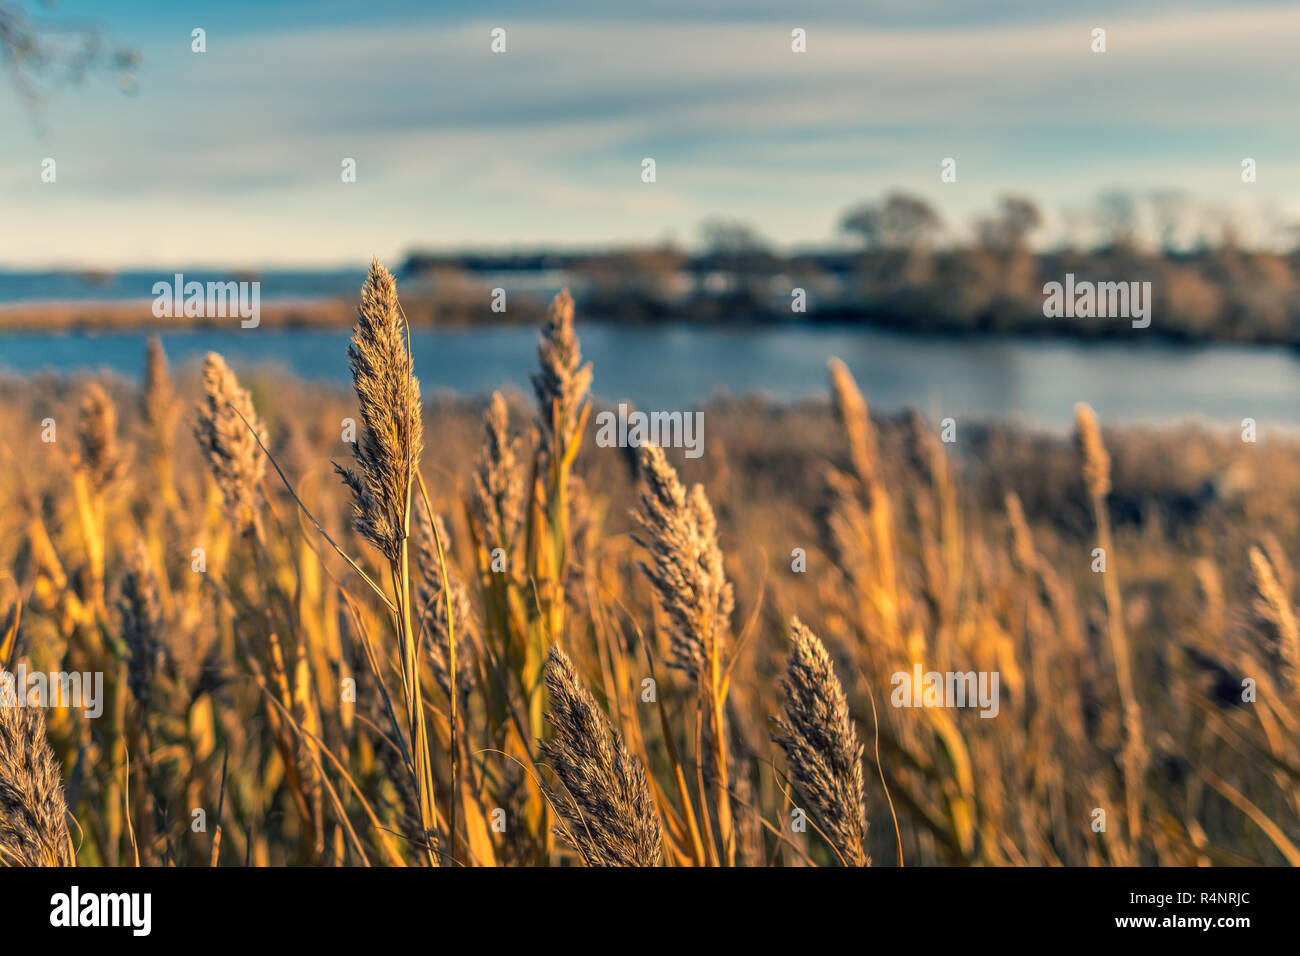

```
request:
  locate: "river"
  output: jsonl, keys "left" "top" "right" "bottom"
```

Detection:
{"left": 1, "top": 323, "right": 1294, "bottom": 431}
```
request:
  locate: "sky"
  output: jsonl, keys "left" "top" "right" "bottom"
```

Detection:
{"left": 1, "top": 0, "right": 1298, "bottom": 267}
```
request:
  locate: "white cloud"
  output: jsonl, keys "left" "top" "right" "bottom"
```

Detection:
{"left": 1, "top": 5, "right": 1297, "bottom": 264}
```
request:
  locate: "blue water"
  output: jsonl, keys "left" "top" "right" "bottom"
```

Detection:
{"left": 1, "top": 323, "right": 1296, "bottom": 431}
{"left": 0, "top": 268, "right": 368, "bottom": 304}
{"left": 0, "top": 267, "right": 570, "bottom": 305}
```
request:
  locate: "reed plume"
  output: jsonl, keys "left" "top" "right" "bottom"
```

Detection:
{"left": 528, "top": 290, "right": 592, "bottom": 733}
{"left": 828, "top": 358, "right": 879, "bottom": 493}
{"left": 1249, "top": 544, "right": 1300, "bottom": 686}
{"left": 415, "top": 511, "right": 472, "bottom": 704}
{"left": 335, "top": 259, "right": 424, "bottom": 563}
{"left": 142, "top": 335, "right": 175, "bottom": 450}
{"left": 334, "top": 258, "right": 439, "bottom": 863}
{"left": 632, "top": 444, "right": 734, "bottom": 681}
{"left": 1074, "top": 402, "right": 1146, "bottom": 848}
{"left": 141, "top": 337, "right": 182, "bottom": 511}
{"left": 77, "top": 382, "right": 121, "bottom": 488}
{"left": 771, "top": 618, "right": 869, "bottom": 867}
{"left": 531, "top": 289, "right": 592, "bottom": 457}
{"left": 826, "top": 358, "right": 898, "bottom": 621}
{"left": 632, "top": 443, "right": 736, "bottom": 862}
{"left": 194, "top": 352, "right": 267, "bottom": 534}
{"left": 118, "top": 542, "right": 164, "bottom": 708}
{"left": 540, "top": 646, "right": 662, "bottom": 866}
{"left": 0, "top": 696, "right": 75, "bottom": 866}
{"left": 472, "top": 391, "right": 523, "bottom": 557}
{"left": 1005, "top": 491, "right": 1038, "bottom": 573}
{"left": 1075, "top": 402, "right": 1112, "bottom": 501}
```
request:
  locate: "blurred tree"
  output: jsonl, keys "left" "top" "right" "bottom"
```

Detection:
{"left": 973, "top": 195, "right": 1043, "bottom": 298}
{"left": 975, "top": 195, "right": 1042, "bottom": 253}
{"left": 698, "top": 219, "right": 774, "bottom": 298}
{"left": 1094, "top": 191, "right": 1138, "bottom": 249}
{"left": 840, "top": 192, "right": 943, "bottom": 251}
{"left": 699, "top": 219, "right": 770, "bottom": 257}
{"left": 1149, "top": 191, "right": 1190, "bottom": 254}
{"left": 0, "top": 1, "right": 137, "bottom": 113}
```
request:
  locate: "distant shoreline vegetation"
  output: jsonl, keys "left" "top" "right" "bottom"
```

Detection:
{"left": 2, "top": 246, "right": 1296, "bottom": 347}
{"left": 4, "top": 192, "right": 1300, "bottom": 345}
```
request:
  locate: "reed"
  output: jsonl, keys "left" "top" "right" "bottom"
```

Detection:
{"left": 195, "top": 352, "right": 267, "bottom": 535}
{"left": 472, "top": 391, "right": 523, "bottom": 560}
{"left": 117, "top": 541, "right": 163, "bottom": 709}
{"left": 540, "top": 646, "right": 663, "bottom": 866}
{"left": 1075, "top": 402, "right": 1147, "bottom": 852}
{"left": 336, "top": 258, "right": 440, "bottom": 864}
{"left": 3, "top": 276, "right": 1300, "bottom": 868}
{"left": 1250, "top": 545, "right": 1300, "bottom": 689}
{"left": 527, "top": 290, "right": 592, "bottom": 731}
{"left": 772, "top": 617, "right": 868, "bottom": 867}
{"left": 633, "top": 443, "right": 736, "bottom": 864}
{"left": 0, "top": 694, "right": 75, "bottom": 866}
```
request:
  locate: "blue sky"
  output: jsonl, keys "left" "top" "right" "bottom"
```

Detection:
{"left": 2, "top": 0, "right": 1298, "bottom": 267}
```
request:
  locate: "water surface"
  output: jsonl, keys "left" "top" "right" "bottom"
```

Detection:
{"left": 1, "top": 323, "right": 1295, "bottom": 431}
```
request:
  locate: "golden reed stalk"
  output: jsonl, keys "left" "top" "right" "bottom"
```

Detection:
{"left": 1075, "top": 402, "right": 1147, "bottom": 852}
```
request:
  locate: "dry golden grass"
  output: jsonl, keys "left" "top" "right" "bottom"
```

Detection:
{"left": 2, "top": 263, "right": 1300, "bottom": 866}
{"left": 0, "top": 699, "right": 75, "bottom": 866}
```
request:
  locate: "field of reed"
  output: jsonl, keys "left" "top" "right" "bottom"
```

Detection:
{"left": 2, "top": 259, "right": 1299, "bottom": 867}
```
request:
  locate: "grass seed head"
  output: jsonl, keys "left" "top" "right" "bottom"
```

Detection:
{"left": 194, "top": 352, "right": 267, "bottom": 534}
{"left": 531, "top": 289, "right": 592, "bottom": 456}
{"left": 771, "top": 618, "right": 868, "bottom": 867}
{"left": 472, "top": 391, "right": 523, "bottom": 557}
{"left": 77, "top": 382, "right": 122, "bottom": 488}
{"left": 336, "top": 258, "right": 424, "bottom": 563}
{"left": 1074, "top": 402, "right": 1112, "bottom": 501}
{"left": 0, "top": 696, "right": 74, "bottom": 867}
{"left": 540, "top": 646, "right": 662, "bottom": 866}
{"left": 632, "top": 444, "right": 733, "bottom": 682}
{"left": 118, "top": 541, "right": 164, "bottom": 708}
